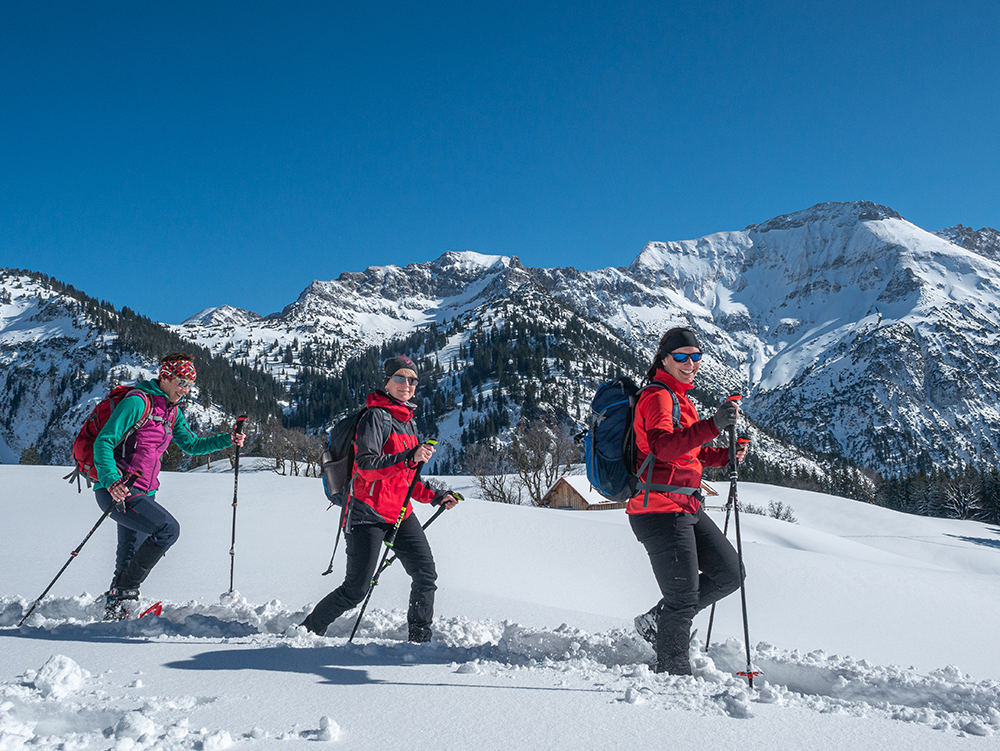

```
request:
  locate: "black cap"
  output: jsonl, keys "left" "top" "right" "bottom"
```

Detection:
{"left": 384, "top": 355, "right": 419, "bottom": 381}
{"left": 659, "top": 328, "right": 701, "bottom": 354}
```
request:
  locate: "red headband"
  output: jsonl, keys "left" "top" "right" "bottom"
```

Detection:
{"left": 159, "top": 359, "right": 197, "bottom": 383}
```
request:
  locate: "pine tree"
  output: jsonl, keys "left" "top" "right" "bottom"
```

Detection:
{"left": 19, "top": 443, "right": 41, "bottom": 465}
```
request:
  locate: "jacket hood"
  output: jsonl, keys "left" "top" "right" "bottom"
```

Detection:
{"left": 367, "top": 390, "right": 415, "bottom": 421}
{"left": 653, "top": 368, "right": 694, "bottom": 394}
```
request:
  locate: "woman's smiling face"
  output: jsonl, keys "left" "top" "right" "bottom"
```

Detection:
{"left": 385, "top": 369, "right": 418, "bottom": 401}
{"left": 662, "top": 347, "right": 702, "bottom": 384}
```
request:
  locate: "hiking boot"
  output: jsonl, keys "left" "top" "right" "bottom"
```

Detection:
{"left": 103, "top": 588, "right": 139, "bottom": 621}
{"left": 408, "top": 624, "right": 432, "bottom": 643}
{"left": 655, "top": 612, "right": 694, "bottom": 676}
{"left": 634, "top": 607, "right": 658, "bottom": 648}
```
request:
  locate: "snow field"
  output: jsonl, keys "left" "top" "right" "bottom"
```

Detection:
{"left": 2, "top": 465, "right": 1000, "bottom": 749}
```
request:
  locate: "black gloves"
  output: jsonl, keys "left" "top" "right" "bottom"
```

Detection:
{"left": 713, "top": 401, "right": 739, "bottom": 431}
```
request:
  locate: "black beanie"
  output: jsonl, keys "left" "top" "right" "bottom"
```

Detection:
{"left": 658, "top": 328, "right": 701, "bottom": 355}
{"left": 384, "top": 355, "right": 419, "bottom": 381}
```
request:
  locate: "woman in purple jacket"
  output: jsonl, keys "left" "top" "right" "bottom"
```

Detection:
{"left": 93, "top": 352, "right": 244, "bottom": 619}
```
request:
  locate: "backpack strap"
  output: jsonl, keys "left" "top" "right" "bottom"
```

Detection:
{"left": 126, "top": 390, "right": 155, "bottom": 429}
{"left": 116, "top": 390, "right": 155, "bottom": 453}
{"left": 376, "top": 407, "right": 392, "bottom": 447}
{"left": 635, "top": 382, "right": 700, "bottom": 508}
{"left": 108, "top": 391, "right": 154, "bottom": 476}
{"left": 642, "top": 381, "right": 680, "bottom": 430}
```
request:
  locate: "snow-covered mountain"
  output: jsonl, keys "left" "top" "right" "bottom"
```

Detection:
{"left": 0, "top": 271, "right": 281, "bottom": 465}
{"left": 933, "top": 224, "right": 1000, "bottom": 262}
{"left": 5, "top": 201, "right": 1000, "bottom": 480}
{"left": 626, "top": 202, "right": 1000, "bottom": 476}
{"left": 170, "top": 201, "right": 1000, "bottom": 477}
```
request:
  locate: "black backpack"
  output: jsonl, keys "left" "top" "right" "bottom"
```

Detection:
{"left": 321, "top": 407, "right": 392, "bottom": 507}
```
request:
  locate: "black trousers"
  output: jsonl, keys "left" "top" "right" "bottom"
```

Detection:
{"left": 303, "top": 513, "right": 438, "bottom": 636}
{"left": 629, "top": 507, "right": 742, "bottom": 669}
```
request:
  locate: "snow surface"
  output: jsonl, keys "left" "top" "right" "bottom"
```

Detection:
{"left": 3, "top": 464, "right": 1000, "bottom": 749}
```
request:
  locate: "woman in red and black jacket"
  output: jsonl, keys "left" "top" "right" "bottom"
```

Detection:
{"left": 302, "top": 356, "right": 458, "bottom": 642}
{"left": 629, "top": 328, "right": 747, "bottom": 675}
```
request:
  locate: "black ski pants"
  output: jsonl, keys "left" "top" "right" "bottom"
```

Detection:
{"left": 302, "top": 513, "right": 438, "bottom": 636}
{"left": 629, "top": 507, "right": 742, "bottom": 670}
{"left": 95, "top": 488, "right": 181, "bottom": 583}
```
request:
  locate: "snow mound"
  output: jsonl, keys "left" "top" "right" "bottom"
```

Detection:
{"left": 31, "top": 655, "right": 89, "bottom": 699}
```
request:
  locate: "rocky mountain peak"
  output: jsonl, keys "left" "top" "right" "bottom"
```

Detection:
{"left": 182, "top": 305, "right": 263, "bottom": 327}
{"left": 933, "top": 224, "right": 1000, "bottom": 261}
{"left": 749, "top": 201, "right": 905, "bottom": 233}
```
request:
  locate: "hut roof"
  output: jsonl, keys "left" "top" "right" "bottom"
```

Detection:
{"left": 543, "top": 475, "right": 619, "bottom": 508}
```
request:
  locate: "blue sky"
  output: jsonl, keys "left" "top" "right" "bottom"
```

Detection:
{"left": 2, "top": 1, "right": 998, "bottom": 323}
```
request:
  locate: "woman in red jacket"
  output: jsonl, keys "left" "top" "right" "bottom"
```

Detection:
{"left": 302, "top": 356, "right": 458, "bottom": 642}
{"left": 629, "top": 328, "right": 746, "bottom": 675}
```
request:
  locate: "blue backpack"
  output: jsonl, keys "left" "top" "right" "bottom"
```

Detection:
{"left": 583, "top": 377, "right": 684, "bottom": 504}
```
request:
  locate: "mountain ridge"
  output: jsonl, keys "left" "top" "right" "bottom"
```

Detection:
{"left": 4, "top": 201, "right": 1000, "bottom": 479}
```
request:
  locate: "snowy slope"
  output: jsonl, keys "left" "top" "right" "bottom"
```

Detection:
{"left": 3, "top": 465, "right": 1000, "bottom": 748}
{"left": 0, "top": 271, "right": 162, "bottom": 465}
{"left": 169, "top": 252, "right": 512, "bottom": 389}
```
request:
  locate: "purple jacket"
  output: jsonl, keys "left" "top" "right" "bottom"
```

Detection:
{"left": 94, "top": 379, "right": 233, "bottom": 494}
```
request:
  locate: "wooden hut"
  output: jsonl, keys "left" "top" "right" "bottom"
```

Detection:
{"left": 541, "top": 475, "right": 627, "bottom": 511}
{"left": 542, "top": 475, "right": 719, "bottom": 511}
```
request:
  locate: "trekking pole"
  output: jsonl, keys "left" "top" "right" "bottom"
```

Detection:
{"left": 723, "top": 396, "right": 759, "bottom": 688}
{"left": 321, "top": 501, "right": 350, "bottom": 576}
{"left": 348, "top": 441, "right": 436, "bottom": 642}
{"left": 367, "top": 498, "right": 455, "bottom": 582}
{"left": 348, "top": 492, "right": 457, "bottom": 643}
{"left": 228, "top": 415, "right": 248, "bottom": 595}
{"left": 18, "top": 471, "right": 141, "bottom": 627}
{"left": 704, "top": 435, "right": 750, "bottom": 652}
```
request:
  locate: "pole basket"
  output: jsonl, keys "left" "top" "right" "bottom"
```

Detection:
{"left": 737, "top": 670, "right": 762, "bottom": 686}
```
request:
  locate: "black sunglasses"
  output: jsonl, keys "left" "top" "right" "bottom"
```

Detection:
{"left": 669, "top": 352, "right": 703, "bottom": 363}
{"left": 390, "top": 374, "right": 419, "bottom": 386}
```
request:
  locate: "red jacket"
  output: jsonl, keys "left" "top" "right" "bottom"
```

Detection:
{"left": 351, "top": 391, "right": 440, "bottom": 524}
{"left": 627, "top": 370, "right": 729, "bottom": 515}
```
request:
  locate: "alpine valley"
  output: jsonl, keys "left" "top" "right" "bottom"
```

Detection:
{"left": 3, "top": 201, "right": 1000, "bottom": 486}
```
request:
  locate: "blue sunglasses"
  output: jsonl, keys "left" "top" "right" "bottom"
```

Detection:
{"left": 669, "top": 352, "right": 703, "bottom": 363}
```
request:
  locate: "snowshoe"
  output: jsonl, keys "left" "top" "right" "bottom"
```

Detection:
{"left": 137, "top": 601, "right": 163, "bottom": 619}
{"left": 103, "top": 587, "right": 140, "bottom": 621}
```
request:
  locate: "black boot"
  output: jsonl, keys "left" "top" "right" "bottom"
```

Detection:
{"left": 300, "top": 610, "right": 335, "bottom": 636}
{"left": 655, "top": 611, "right": 693, "bottom": 676}
{"left": 115, "top": 539, "right": 168, "bottom": 591}
{"left": 407, "top": 623, "right": 432, "bottom": 643}
{"left": 634, "top": 604, "right": 659, "bottom": 648}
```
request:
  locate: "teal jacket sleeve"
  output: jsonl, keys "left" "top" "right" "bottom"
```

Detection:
{"left": 93, "top": 394, "right": 148, "bottom": 489}
{"left": 171, "top": 410, "right": 234, "bottom": 455}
